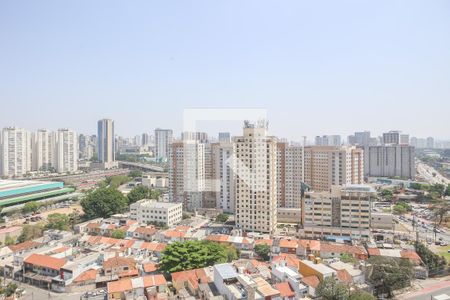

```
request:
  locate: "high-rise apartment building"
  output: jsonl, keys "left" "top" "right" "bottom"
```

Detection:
{"left": 363, "top": 145, "right": 415, "bottom": 179}
{"left": 315, "top": 135, "right": 341, "bottom": 146}
{"left": 400, "top": 134, "right": 410, "bottom": 145}
{"left": 54, "top": 129, "right": 78, "bottom": 173}
{"left": 141, "top": 133, "right": 150, "bottom": 146}
{"left": 302, "top": 185, "right": 374, "bottom": 240}
{"left": 98, "top": 119, "right": 115, "bottom": 167}
{"left": 303, "top": 146, "right": 364, "bottom": 192}
{"left": 427, "top": 137, "right": 435, "bottom": 149}
{"left": 155, "top": 128, "right": 173, "bottom": 161}
{"left": 211, "top": 141, "right": 235, "bottom": 213}
{"left": 32, "top": 129, "right": 53, "bottom": 171}
{"left": 168, "top": 139, "right": 206, "bottom": 211}
{"left": 382, "top": 131, "right": 400, "bottom": 145}
{"left": 0, "top": 127, "right": 31, "bottom": 178}
{"left": 78, "top": 134, "right": 95, "bottom": 160}
{"left": 234, "top": 121, "right": 277, "bottom": 234}
{"left": 276, "top": 142, "right": 303, "bottom": 208}
{"left": 218, "top": 132, "right": 231, "bottom": 142}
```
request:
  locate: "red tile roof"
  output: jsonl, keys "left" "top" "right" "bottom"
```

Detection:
{"left": 400, "top": 250, "right": 422, "bottom": 263}
{"left": 171, "top": 268, "right": 210, "bottom": 289}
{"left": 273, "top": 253, "right": 300, "bottom": 269}
{"left": 8, "top": 241, "right": 42, "bottom": 253}
{"left": 103, "top": 256, "right": 136, "bottom": 269}
{"left": 143, "top": 262, "right": 158, "bottom": 273}
{"left": 73, "top": 269, "right": 98, "bottom": 283}
{"left": 24, "top": 254, "right": 67, "bottom": 270}
{"left": 255, "top": 239, "right": 273, "bottom": 246}
{"left": 279, "top": 239, "right": 298, "bottom": 249}
{"left": 275, "top": 282, "right": 295, "bottom": 298}
{"left": 367, "top": 248, "right": 381, "bottom": 256}
{"left": 298, "top": 239, "right": 321, "bottom": 251}
{"left": 336, "top": 269, "right": 353, "bottom": 284}
{"left": 302, "top": 275, "right": 320, "bottom": 288}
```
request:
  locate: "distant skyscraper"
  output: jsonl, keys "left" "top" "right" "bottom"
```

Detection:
{"left": 426, "top": 137, "right": 435, "bottom": 149}
{"left": 315, "top": 135, "right": 341, "bottom": 146}
{"left": 54, "top": 128, "right": 78, "bottom": 173}
{"left": 211, "top": 141, "right": 235, "bottom": 213}
{"left": 355, "top": 131, "right": 371, "bottom": 146}
{"left": 78, "top": 134, "right": 95, "bottom": 160}
{"left": 98, "top": 119, "right": 115, "bottom": 166}
{"left": 32, "top": 129, "right": 53, "bottom": 171}
{"left": 234, "top": 121, "right": 278, "bottom": 234}
{"left": 181, "top": 132, "right": 208, "bottom": 142}
{"left": 155, "top": 128, "right": 173, "bottom": 160}
{"left": 218, "top": 132, "right": 231, "bottom": 142}
{"left": 0, "top": 127, "right": 31, "bottom": 178}
{"left": 383, "top": 131, "right": 400, "bottom": 145}
{"left": 141, "top": 133, "right": 150, "bottom": 146}
{"left": 400, "top": 134, "right": 410, "bottom": 145}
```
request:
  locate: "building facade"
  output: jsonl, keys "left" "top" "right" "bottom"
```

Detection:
{"left": 0, "top": 127, "right": 31, "bottom": 178}
{"left": 98, "top": 119, "right": 115, "bottom": 167}
{"left": 154, "top": 129, "right": 173, "bottom": 161}
{"left": 130, "top": 199, "right": 183, "bottom": 227}
{"left": 302, "top": 185, "right": 374, "bottom": 240}
{"left": 234, "top": 121, "right": 278, "bottom": 234}
{"left": 54, "top": 129, "right": 78, "bottom": 173}
{"left": 363, "top": 145, "right": 415, "bottom": 179}
{"left": 303, "top": 146, "right": 364, "bottom": 192}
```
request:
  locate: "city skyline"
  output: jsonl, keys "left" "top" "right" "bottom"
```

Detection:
{"left": 1, "top": 1, "right": 450, "bottom": 139}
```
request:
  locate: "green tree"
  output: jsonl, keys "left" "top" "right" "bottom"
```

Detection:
{"left": 254, "top": 244, "right": 270, "bottom": 261}
{"left": 81, "top": 187, "right": 128, "bottom": 219}
{"left": 22, "top": 201, "right": 40, "bottom": 214}
{"left": 349, "top": 290, "right": 375, "bottom": 300}
{"left": 393, "top": 201, "right": 412, "bottom": 215}
{"left": 415, "top": 242, "right": 447, "bottom": 271}
{"left": 368, "top": 256, "right": 413, "bottom": 298}
{"left": 215, "top": 213, "right": 229, "bottom": 223}
{"left": 159, "top": 240, "right": 233, "bottom": 274}
{"left": 431, "top": 198, "right": 450, "bottom": 225}
{"left": 111, "top": 229, "right": 126, "bottom": 239}
{"left": 45, "top": 213, "right": 70, "bottom": 231}
{"left": 378, "top": 189, "right": 393, "bottom": 201}
{"left": 340, "top": 253, "right": 357, "bottom": 264}
{"left": 17, "top": 224, "right": 44, "bottom": 243}
{"left": 127, "top": 185, "right": 160, "bottom": 203}
{"left": 1, "top": 282, "right": 18, "bottom": 297}
{"left": 316, "top": 276, "right": 350, "bottom": 300}
{"left": 105, "top": 175, "right": 131, "bottom": 189}
{"left": 4, "top": 236, "right": 15, "bottom": 246}
{"left": 129, "top": 170, "right": 142, "bottom": 178}
{"left": 430, "top": 184, "right": 446, "bottom": 199}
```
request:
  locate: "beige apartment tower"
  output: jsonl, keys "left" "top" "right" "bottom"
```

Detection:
{"left": 234, "top": 121, "right": 277, "bottom": 234}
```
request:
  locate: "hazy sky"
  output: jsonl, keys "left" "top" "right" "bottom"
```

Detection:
{"left": 1, "top": 1, "right": 449, "bottom": 142}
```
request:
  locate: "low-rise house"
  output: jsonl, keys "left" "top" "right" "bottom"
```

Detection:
{"left": 127, "top": 226, "right": 157, "bottom": 242}
{"left": 278, "top": 239, "right": 298, "bottom": 255}
{"left": 107, "top": 274, "right": 167, "bottom": 300}
{"left": 103, "top": 256, "right": 137, "bottom": 278}
{"left": 328, "top": 261, "right": 365, "bottom": 284}
{"left": 367, "top": 247, "right": 422, "bottom": 265}
{"left": 320, "top": 243, "right": 368, "bottom": 260}
{"left": 171, "top": 267, "right": 212, "bottom": 296}
{"left": 23, "top": 253, "right": 67, "bottom": 289}
{"left": 298, "top": 259, "right": 337, "bottom": 281}
{"left": 271, "top": 260, "right": 308, "bottom": 299}
{"left": 274, "top": 282, "right": 296, "bottom": 300}
{"left": 142, "top": 262, "right": 158, "bottom": 275}
{"left": 301, "top": 275, "right": 320, "bottom": 298}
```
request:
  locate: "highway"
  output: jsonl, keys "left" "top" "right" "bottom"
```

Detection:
{"left": 416, "top": 161, "right": 450, "bottom": 185}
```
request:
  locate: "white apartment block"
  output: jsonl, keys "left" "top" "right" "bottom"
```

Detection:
{"left": 168, "top": 139, "right": 206, "bottom": 211}
{"left": 0, "top": 127, "right": 32, "bottom": 178}
{"left": 302, "top": 185, "right": 374, "bottom": 240}
{"left": 304, "top": 146, "right": 364, "bottom": 192}
{"left": 212, "top": 141, "right": 235, "bottom": 213}
{"left": 32, "top": 129, "right": 54, "bottom": 171}
{"left": 54, "top": 129, "right": 78, "bottom": 173}
{"left": 315, "top": 135, "right": 341, "bottom": 146}
{"left": 364, "top": 145, "right": 415, "bottom": 179}
{"left": 130, "top": 199, "right": 183, "bottom": 227}
{"left": 155, "top": 128, "right": 173, "bottom": 161}
{"left": 277, "top": 142, "right": 303, "bottom": 208}
{"left": 234, "top": 121, "right": 278, "bottom": 234}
